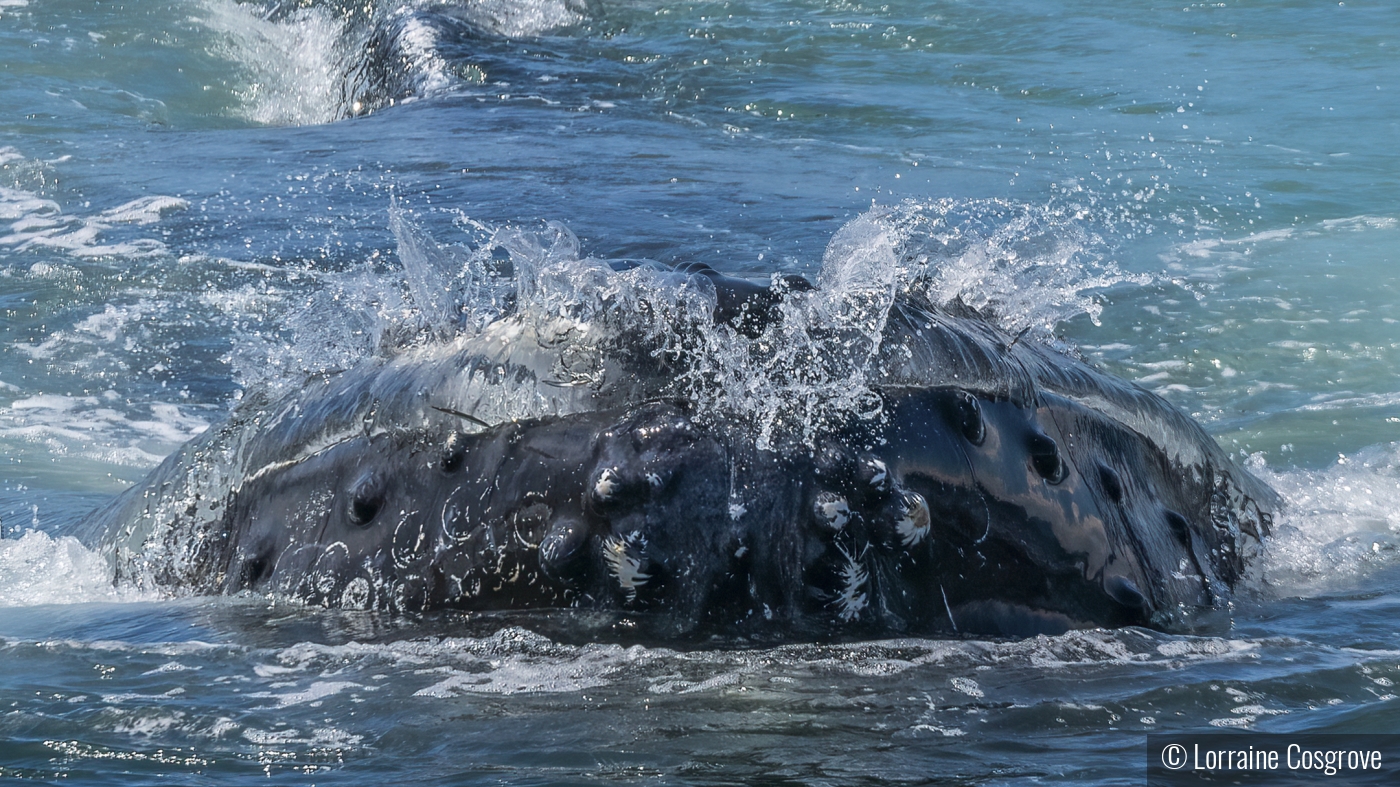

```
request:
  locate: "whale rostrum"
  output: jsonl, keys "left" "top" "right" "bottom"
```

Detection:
{"left": 79, "top": 262, "right": 1278, "bottom": 639}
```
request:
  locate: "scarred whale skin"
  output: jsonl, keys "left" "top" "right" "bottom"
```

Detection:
{"left": 79, "top": 271, "right": 1279, "bottom": 640}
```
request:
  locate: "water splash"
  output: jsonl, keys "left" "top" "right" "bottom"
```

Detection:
{"left": 1254, "top": 445, "right": 1400, "bottom": 596}
{"left": 669, "top": 200, "right": 1140, "bottom": 446}
{"left": 891, "top": 199, "right": 1145, "bottom": 333}
{"left": 245, "top": 626, "right": 1267, "bottom": 699}
{"left": 0, "top": 530, "right": 151, "bottom": 606}
{"left": 224, "top": 265, "right": 406, "bottom": 396}
{"left": 249, "top": 200, "right": 1135, "bottom": 448}
{"left": 196, "top": 0, "right": 347, "bottom": 126}
{"left": 389, "top": 199, "right": 513, "bottom": 337}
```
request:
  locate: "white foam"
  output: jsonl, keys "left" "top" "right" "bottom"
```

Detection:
{"left": 1156, "top": 638, "right": 1255, "bottom": 659}
{"left": 1294, "top": 391, "right": 1400, "bottom": 413}
{"left": 240, "top": 726, "right": 363, "bottom": 748}
{"left": 141, "top": 661, "right": 199, "bottom": 676}
{"left": 1253, "top": 445, "right": 1400, "bottom": 596}
{"left": 1167, "top": 213, "right": 1398, "bottom": 265}
{"left": 949, "top": 677, "right": 983, "bottom": 698}
{"left": 0, "top": 530, "right": 150, "bottom": 606}
{"left": 99, "top": 195, "right": 190, "bottom": 225}
{"left": 238, "top": 626, "right": 1269, "bottom": 705}
{"left": 253, "top": 628, "right": 637, "bottom": 696}
{"left": 0, "top": 186, "right": 60, "bottom": 220}
{"left": 0, "top": 154, "right": 186, "bottom": 259}
{"left": 0, "top": 392, "right": 210, "bottom": 469}
{"left": 1320, "top": 215, "right": 1398, "bottom": 232}
{"left": 649, "top": 671, "right": 743, "bottom": 695}
{"left": 413, "top": 655, "right": 616, "bottom": 696}
{"left": 251, "top": 680, "right": 364, "bottom": 708}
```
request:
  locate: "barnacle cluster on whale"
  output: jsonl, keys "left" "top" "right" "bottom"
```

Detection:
{"left": 77, "top": 203, "right": 1280, "bottom": 639}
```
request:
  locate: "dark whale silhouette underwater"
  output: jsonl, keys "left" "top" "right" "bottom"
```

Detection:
{"left": 77, "top": 215, "right": 1280, "bottom": 641}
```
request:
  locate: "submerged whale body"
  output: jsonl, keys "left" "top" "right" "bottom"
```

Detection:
{"left": 265, "top": 0, "right": 589, "bottom": 119}
{"left": 79, "top": 251, "right": 1279, "bottom": 640}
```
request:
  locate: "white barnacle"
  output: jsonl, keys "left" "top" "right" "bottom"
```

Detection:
{"left": 312, "top": 569, "right": 338, "bottom": 599}
{"left": 445, "top": 573, "right": 465, "bottom": 599}
{"left": 813, "top": 491, "right": 851, "bottom": 532}
{"left": 341, "top": 577, "right": 372, "bottom": 610}
{"left": 866, "top": 458, "right": 888, "bottom": 488}
{"left": 645, "top": 472, "right": 663, "bottom": 490}
{"left": 594, "top": 468, "right": 620, "bottom": 501}
{"left": 833, "top": 543, "right": 869, "bottom": 622}
{"left": 602, "top": 534, "right": 650, "bottom": 601}
{"left": 392, "top": 517, "right": 428, "bottom": 569}
{"left": 895, "top": 491, "right": 932, "bottom": 548}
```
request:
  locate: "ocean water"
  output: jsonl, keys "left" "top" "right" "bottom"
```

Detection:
{"left": 1, "top": 0, "right": 1399, "bottom": 782}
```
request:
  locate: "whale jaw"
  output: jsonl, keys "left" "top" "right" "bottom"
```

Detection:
{"left": 156, "top": 383, "right": 1270, "bottom": 640}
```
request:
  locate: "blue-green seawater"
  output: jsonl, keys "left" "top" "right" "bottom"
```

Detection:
{"left": 0, "top": 0, "right": 1398, "bottom": 783}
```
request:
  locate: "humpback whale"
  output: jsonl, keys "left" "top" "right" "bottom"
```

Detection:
{"left": 77, "top": 221, "right": 1278, "bottom": 640}
{"left": 258, "top": 0, "right": 589, "bottom": 119}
